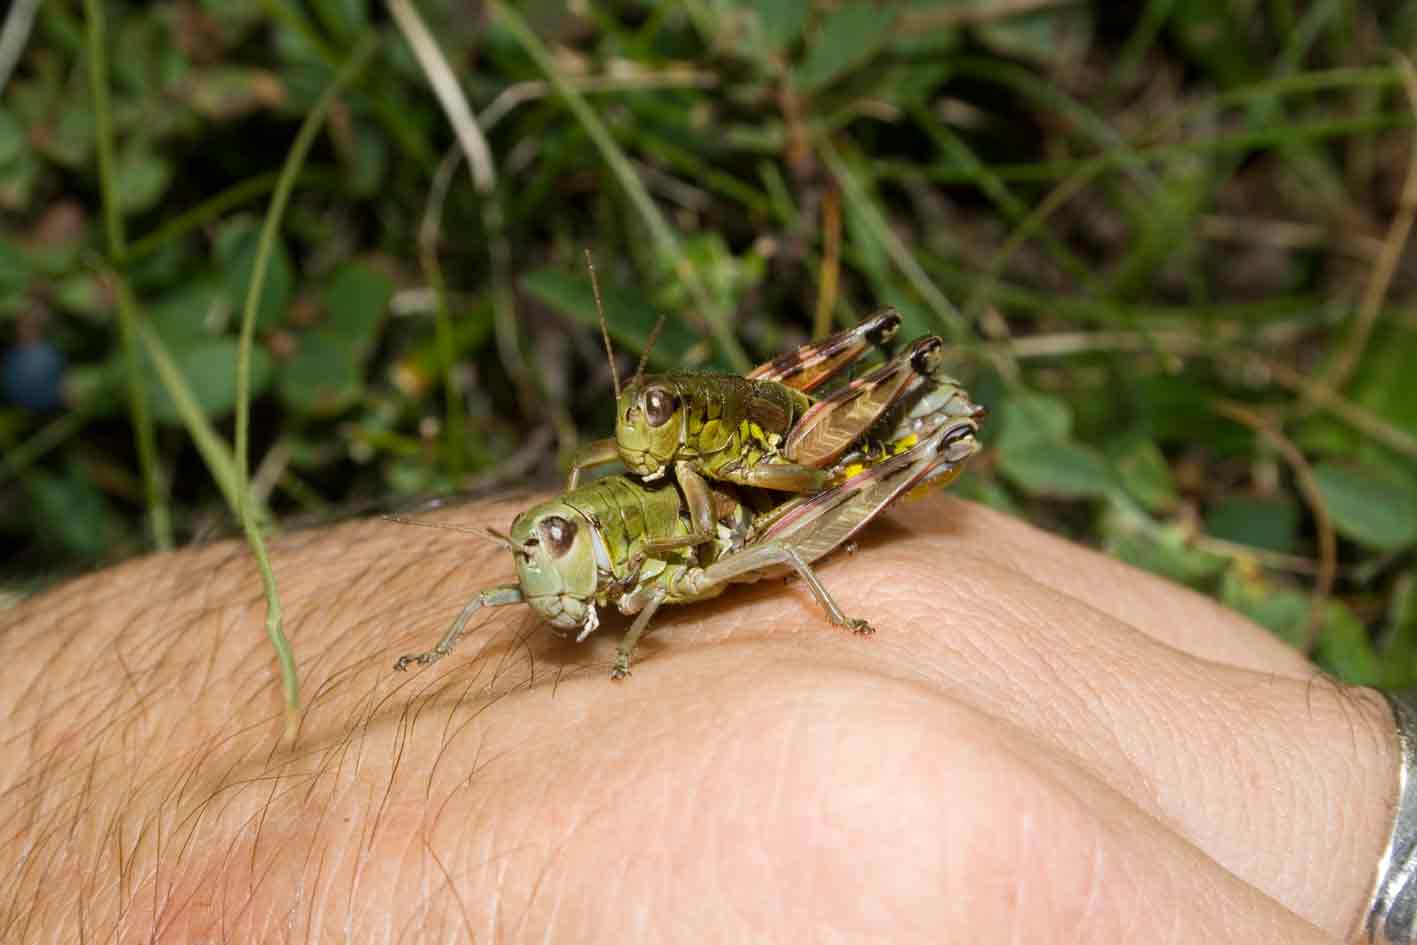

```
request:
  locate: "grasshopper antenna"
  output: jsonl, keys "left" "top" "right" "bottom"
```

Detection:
{"left": 634, "top": 314, "right": 666, "bottom": 386}
{"left": 382, "top": 514, "right": 514, "bottom": 551}
{"left": 585, "top": 249, "right": 620, "bottom": 399}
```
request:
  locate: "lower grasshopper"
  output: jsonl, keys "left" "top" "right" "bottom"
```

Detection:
{"left": 394, "top": 409, "right": 982, "bottom": 678}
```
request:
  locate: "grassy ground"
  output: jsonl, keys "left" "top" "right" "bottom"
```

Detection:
{"left": 3, "top": 1, "right": 1417, "bottom": 708}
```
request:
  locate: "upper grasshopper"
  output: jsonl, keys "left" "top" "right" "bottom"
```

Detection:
{"left": 569, "top": 269, "right": 982, "bottom": 552}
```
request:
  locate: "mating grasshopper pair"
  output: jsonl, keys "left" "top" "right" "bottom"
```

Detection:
{"left": 394, "top": 304, "right": 985, "bottom": 678}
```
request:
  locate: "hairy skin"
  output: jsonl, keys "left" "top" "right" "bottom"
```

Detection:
{"left": 0, "top": 495, "right": 1398, "bottom": 944}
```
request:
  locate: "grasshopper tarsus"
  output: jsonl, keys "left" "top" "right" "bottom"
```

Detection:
{"left": 846, "top": 618, "right": 875, "bottom": 636}
{"left": 393, "top": 650, "right": 439, "bottom": 671}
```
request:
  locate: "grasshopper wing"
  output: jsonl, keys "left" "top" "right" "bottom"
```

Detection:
{"left": 710, "top": 417, "right": 981, "bottom": 585}
{"left": 747, "top": 307, "right": 901, "bottom": 392}
{"left": 783, "top": 336, "right": 945, "bottom": 469}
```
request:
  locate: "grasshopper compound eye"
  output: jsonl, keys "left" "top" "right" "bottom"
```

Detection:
{"left": 642, "top": 387, "right": 679, "bottom": 427}
{"left": 539, "top": 516, "right": 577, "bottom": 558}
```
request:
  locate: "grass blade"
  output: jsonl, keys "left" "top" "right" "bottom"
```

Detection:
{"left": 83, "top": 0, "right": 171, "bottom": 549}
{"left": 234, "top": 31, "right": 378, "bottom": 740}
{"left": 491, "top": 0, "right": 752, "bottom": 372}
{"left": 817, "top": 136, "right": 969, "bottom": 343}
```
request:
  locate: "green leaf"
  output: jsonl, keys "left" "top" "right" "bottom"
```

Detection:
{"left": 975, "top": 5, "right": 1093, "bottom": 67}
{"left": 756, "top": 0, "right": 810, "bottom": 51}
{"left": 310, "top": 0, "right": 368, "bottom": 43}
{"left": 115, "top": 142, "right": 174, "bottom": 215}
{"left": 0, "top": 238, "right": 31, "bottom": 301}
{"left": 1168, "top": 0, "right": 1253, "bottom": 88}
{"left": 219, "top": 225, "right": 293, "bottom": 331}
{"left": 1315, "top": 601, "right": 1381, "bottom": 686}
{"left": 794, "top": 2, "right": 898, "bottom": 92}
{"left": 348, "top": 119, "right": 389, "bottom": 196}
{"left": 0, "top": 107, "right": 25, "bottom": 166}
{"left": 277, "top": 332, "right": 362, "bottom": 415}
{"left": 1312, "top": 460, "right": 1417, "bottom": 552}
{"left": 53, "top": 273, "right": 110, "bottom": 319}
{"left": 322, "top": 262, "right": 393, "bottom": 360}
{"left": 949, "top": 470, "right": 1018, "bottom": 515}
{"left": 404, "top": 300, "right": 496, "bottom": 382}
{"left": 1382, "top": 571, "right": 1417, "bottom": 689}
{"left": 0, "top": 146, "right": 39, "bottom": 210}
{"left": 841, "top": 186, "right": 889, "bottom": 284}
{"left": 1340, "top": 324, "right": 1417, "bottom": 452}
{"left": 1219, "top": 572, "right": 1379, "bottom": 683}
{"left": 1135, "top": 370, "right": 1252, "bottom": 452}
{"left": 658, "top": 232, "right": 767, "bottom": 317}
{"left": 26, "top": 460, "right": 113, "bottom": 558}
{"left": 146, "top": 339, "right": 274, "bottom": 425}
{"left": 185, "top": 67, "right": 286, "bottom": 121}
{"left": 1205, "top": 496, "right": 1299, "bottom": 554}
{"left": 1108, "top": 159, "right": 1209, "bottom": 298}
{"left": 1110, "top": 437, "right": 1177, "bottom": 512}
{"left": 39, "top": 99, "right": 95, "bottom": 168}
{"left": 1219, "top": 567, "right": 1309, "bottom": 647}
{"left": 148, "top": 282, "right": 226, "bottom": 347}
{"left": 199, "top": 0, "right": 267, "bottom": 36}
{"left": 998, "top": 440, "right": 1112, "bottom": 499}
{"left": 1104, "top": 519, "right": 1226, "bottom": 587}
{"left": 997, "top": 391, "right": 1072, "bottom": 452}
{"left": 64, "top": 362, "right": 123, "bottom": 416}
{"left": 889, "top": 1, "right": 960, "bottom": 56}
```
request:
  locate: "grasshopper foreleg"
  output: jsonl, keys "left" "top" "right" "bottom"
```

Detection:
{"left": 612, "top": 587, "right": 668, "bottom": 679}
{"left": 641, "top": 462, "right": 718, "bottom": 555}
{"left": 394, "top": 583, "right": 524, "bottom": 670}
{"left": 567, "top": 437, "right": 621, "bottom": 489}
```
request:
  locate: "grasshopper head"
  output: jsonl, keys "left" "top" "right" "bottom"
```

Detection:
{"left": 614, "top": 378, "right": 685, "bottom": 478}
{"left": 508, "top": 500, "right": 602, "bottom": 633}
{"left": 897, "top": 374, "right": 988, "bottom": 441}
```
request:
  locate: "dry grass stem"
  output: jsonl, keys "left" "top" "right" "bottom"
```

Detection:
{"left": 1212, "top": 401, "right": 1337, "bottom": 654}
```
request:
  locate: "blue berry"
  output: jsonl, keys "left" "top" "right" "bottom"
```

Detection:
{"left": 2, "top": 341, "right": 66, "bottom": 411}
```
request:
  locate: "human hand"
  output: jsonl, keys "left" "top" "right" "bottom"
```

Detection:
{"left": 1, "top": 494, "right": 1394, "bottom": 942}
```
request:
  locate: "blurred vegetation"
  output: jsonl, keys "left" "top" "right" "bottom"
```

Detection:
{"left": 3, "top": 0, "right": 1417, "bottom": 687}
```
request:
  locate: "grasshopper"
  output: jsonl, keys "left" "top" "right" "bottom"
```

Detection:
{"left": 394, "top": 407, "right": 982, "bottom": 678}
{"left": 569, "top": 302, "right": 977, "bottom": 554}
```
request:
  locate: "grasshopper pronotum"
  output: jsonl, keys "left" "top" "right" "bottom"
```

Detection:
{"left": 394, "top": 408, "right": 982, "bottom": 678}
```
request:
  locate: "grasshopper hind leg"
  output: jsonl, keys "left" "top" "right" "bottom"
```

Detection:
{"left": 690, "top": 542, "right": 874, "bottom": 635}
{"left": 775, "top": 546, "right": 873, "bottom": 634}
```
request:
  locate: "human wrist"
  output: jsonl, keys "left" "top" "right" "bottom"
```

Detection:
{"left": 0, "top": 499, "right": 537, "bottom": 940}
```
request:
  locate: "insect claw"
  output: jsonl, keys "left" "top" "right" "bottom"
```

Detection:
{"left": 393, "top": 650, "right": 434, "bottom": 671}
{"left": 576, "top": 605, "right": 601, "bottom": 642}
{"left": 848, "top": 618, "right": 875, "bottom": 635}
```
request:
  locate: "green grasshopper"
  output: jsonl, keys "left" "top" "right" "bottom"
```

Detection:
{"left": 569, "top": 305, "right": 979, "bottom": 554}
{"left": 393, "top": 409, "right": 982, "bottom": 678}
